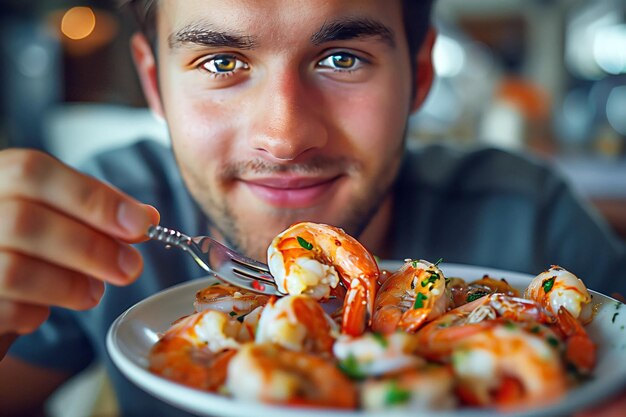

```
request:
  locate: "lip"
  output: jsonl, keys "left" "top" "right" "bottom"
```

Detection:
{"left": 241, "top": 175, "right": 342, "bottom": 208}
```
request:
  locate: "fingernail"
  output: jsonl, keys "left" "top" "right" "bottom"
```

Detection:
{"left": 117, "top": 202, "right": 148, "bottom": 235}
{"left": 118, "top": 245, "right": 142, "bottom": 281}
{"left": 88, "top": 277, "right": 104, "bottom": 302}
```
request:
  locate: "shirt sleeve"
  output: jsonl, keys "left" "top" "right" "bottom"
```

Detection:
{"left": 8, "top": 307, "right": 95, "bottom": 374}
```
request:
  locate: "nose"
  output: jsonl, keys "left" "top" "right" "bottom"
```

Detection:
{"left": 247, "top": 69, "right": 328, "bottom": 161}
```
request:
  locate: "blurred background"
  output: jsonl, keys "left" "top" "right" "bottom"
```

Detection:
{"left": 0, "top": 0, "right": 625, "bottom": 239}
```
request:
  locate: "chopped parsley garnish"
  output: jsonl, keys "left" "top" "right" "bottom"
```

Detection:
{"left": 414, "top": 293, "right": 428, "bottom": 309}
{"left": 421, "top": 273, "right": 440, "bottom": 287}
{"left": 411, "top": 260, "right": 418, "bottom": 268}
{"left": 466, "top": 291, "right": 488, "bottom": 302}
{"left": 612, "top": 312, "right": 619, "bottom": 323}
{"left": 542, "top": 276, "right": 556, "bottom": 293}
{"left": 297, "top": 236, "right": 313, "bottom": 250}
{"left": 229, "top": 311, "right": 237, "bottom": 317}
{"left": 236, "top": 310, "right": 252, "bottom": 323}
{"left": 337, "top": 354, "right": 366, "bottom": 380}
{"left": 546, "top": 336, "right": 560, "bottom": 348}
{"left": 384, "top": 381, "right": 411, "bottom": 406}
{"left": 503, "top": 321, "right": 516, "bottom": 330}
{"left": 372, "top": 332, "right": 389, "bottom": 348}
{"left": 530, "top": 325, "right": 541, "bottom": 334}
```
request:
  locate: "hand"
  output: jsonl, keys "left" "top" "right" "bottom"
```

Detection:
{"left": 0, "top": 149, "right": 159, "bottom": 359}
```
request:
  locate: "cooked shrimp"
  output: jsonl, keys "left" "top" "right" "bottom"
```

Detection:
{"left": 267, "top": 222, "right": 379, "bottom": 336}
{"left": 360, "top": 365, "right": 456, "bottom": 410}
{"left": 447, "top": 275, "right": 520, "bottom": 309}
{"left": 414, "top": 293, "right": 549, "bottom": 361}
{"left": 226, "top": 343, "right": 357, "bottom": 409}
{"left": 554, "top": 306, "right": 596, "bottom": 374}
{"left": 149, "top": 310, "right": 243, "bottom": 390}
{"left": 525, "top": 265, "right": 592, "bottom": 323}
{"left": 451, "top": 323, "right": 567, "bottom": 410}
{"left": 333, "top": 332, "right": 423, "bottom": 378}
{"left": 255, "top": 295, "right": 338, "bottom": 356}
{"left": 372, "top": 259, "right": 448, "bottom": 334}
{"left": 194, "top": 282, "right": 269, "bottom": 316}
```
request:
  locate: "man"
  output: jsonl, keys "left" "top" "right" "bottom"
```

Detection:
{"left": 0, "top": 0, "right": 624, "bottom": 415}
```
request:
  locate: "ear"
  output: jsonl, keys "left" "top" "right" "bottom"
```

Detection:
{"left": 130, "top": 32, "right": 165, "bottom": 118}
{"left": 410, "top": 27, "right": 436, "bottom": 114}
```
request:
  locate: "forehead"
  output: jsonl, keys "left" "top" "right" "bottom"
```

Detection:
{"left": 157, "top": 0, "right": 405, "bottom": 47}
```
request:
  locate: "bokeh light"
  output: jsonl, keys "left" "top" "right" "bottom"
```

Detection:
{"left": 61, "top": 7, "right": 96, "bottom": 41}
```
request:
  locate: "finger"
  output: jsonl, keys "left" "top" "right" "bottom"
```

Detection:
{"left": 0, "top": 251, "right": 104, "bottom": 310}
{"left": 0, "top": 333, "right": 18, "bottom": 360}
{"left": 134, "top": 204, "right": 161, "bottom": 243}
{"left": 0, "top": 200, "right": 143, "bottom": 285}
{"left": 0, "top": 149, "right": 158, "bottom": 242}
{"left": 0, "top": 299, "right": 50, "bottom": 334}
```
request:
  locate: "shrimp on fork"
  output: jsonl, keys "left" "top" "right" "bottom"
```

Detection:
{"left": 267, "top": 222, "right": 379, "bottom": 336}
{"left": 372, "top": 259, "right": 449, "bottom": 334}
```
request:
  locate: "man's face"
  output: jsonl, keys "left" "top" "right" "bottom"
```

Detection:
{"left": 153, "top": 0, "right": 417, "bottom": 260}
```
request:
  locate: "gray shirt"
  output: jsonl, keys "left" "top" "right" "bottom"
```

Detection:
{"left": 9, "top": 140, "right": 626, "bottom": 416}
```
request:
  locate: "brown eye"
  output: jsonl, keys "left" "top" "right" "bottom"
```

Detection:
{"left": 332, "top": 54, "right": 355, "bottom": 69}
{"left": 201, "top": 55, "right": 249, "bottom": 74}
{"left": 318, "top": 52, "right": 361, "bottom": 71}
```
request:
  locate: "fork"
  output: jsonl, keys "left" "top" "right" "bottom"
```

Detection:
{"left": 146, "top": 225, "right": 285, "bottom": 296}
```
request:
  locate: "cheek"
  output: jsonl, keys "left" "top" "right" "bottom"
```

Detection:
{"left": 328, "top": 75, "right": 411, "bottom": 163}
{"left": 162, "top": 76, "right": 240, "bottom": 163}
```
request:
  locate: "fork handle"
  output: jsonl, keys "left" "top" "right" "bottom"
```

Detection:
{"left": 147, "top": 225, "right": 191, "bottom": 246}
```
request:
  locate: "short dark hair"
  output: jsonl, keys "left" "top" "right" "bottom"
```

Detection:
{"left": 122, "top": 0, "right": 434, "bottom": 65}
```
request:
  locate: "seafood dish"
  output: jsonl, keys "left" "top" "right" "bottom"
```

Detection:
{"left": 144, "top": 222, "right": 610, "bottom": 412}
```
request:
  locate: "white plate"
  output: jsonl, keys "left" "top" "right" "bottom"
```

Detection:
{"left": 107, "top": 262, "right": 626, "bottom": 417}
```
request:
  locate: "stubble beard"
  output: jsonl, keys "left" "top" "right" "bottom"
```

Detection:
{"left": 175, "top": 145, "right": 406, "bottom": 262}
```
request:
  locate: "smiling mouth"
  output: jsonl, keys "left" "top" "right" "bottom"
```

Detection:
{"left": 241, "top": 175, "right": 343, "bottom": 208}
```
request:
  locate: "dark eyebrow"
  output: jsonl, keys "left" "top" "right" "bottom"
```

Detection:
{"left": 311, "top": 17, "right": 395, "bottom": 47}
{"left": 168, "top": 23, "right": 258, "bottom": 50}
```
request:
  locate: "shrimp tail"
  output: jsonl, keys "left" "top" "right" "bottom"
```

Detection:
{"left": 398, "top": 308, "right": 429, "bottom": 333}
{"left": 342, "top": 281, "right": 373, "bottom": 336}
{"left": 556, "top": 306, "right": 596, "bottom": 374}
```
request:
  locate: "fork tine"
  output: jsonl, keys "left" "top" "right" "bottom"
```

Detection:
{"left": 230, "top": 258, "right": 274, "bottom": 281}
{"left": 149, "top": 225, "right": 282, "bottom": 295}
{"left": 231, "top": 267, "right": 283, "bottom": 294}
{"left": 225, "top": 251, "right": 271, "bottom": 274}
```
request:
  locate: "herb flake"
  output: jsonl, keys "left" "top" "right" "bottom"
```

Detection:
{"left": 297, "top": 236, "right": 313, "bottom": 250}
{"left": 542, "top": 276, "right": 556, "bottom": 293}
{"left": 372, "top": 332, "right": 389, "bottom": 348}
{"left": 384, "top": 381, "right": 411, "bottom": 406}
{"left": 421, "top": 273, "right": 440, "bottom": 288}
{"left": 466, "top": 291, "right": 488, "bottom": 303}
{"left": 413, "top": 292, "right": 428, "bottom": 309}
{"left": 546, "top": 336, "right": 560, "bottom": 348}
{"left": 337, "top": 354, "right": 365, "bottom": 380}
